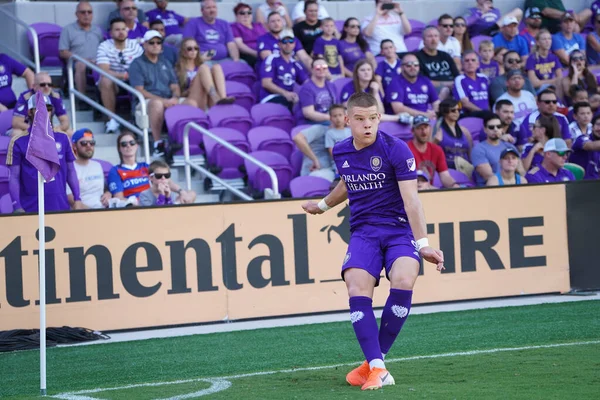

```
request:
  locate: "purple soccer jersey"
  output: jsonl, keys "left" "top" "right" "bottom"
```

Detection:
{"left": 183, "top": 17, "right": 234, "bottom": 60}
{"left": 313, "top": 36, "right": 342, "bottom": 75}
{"left": 525, "top": 53, "right": 561, "bottom": 80}
{"left": 525, "top": 164, "right": 574, "bottom": 183}
{"left": 478, "top": 60, "right": 500, "bottom": 80}
{"left": 13, "top": 90, "right": 67, "bottom": 119}
{"left": 0, "top": 54, "right": 27, "bottom": 109}
{"left": 127, "top": 23, "right": 148, "bottom": 40}
{"left": 521, "top": 143, "right": 544, "bottom": 171}
{"left": 337, "top": 40, "right": 366, "bottom": 72}
{"left": 384, "top": 75, "right": 438, "bottom": 113}
{"left": 296, "top": 79, "right": 336, "bottom": 124}
{"left": 259, "top": 54, "right": 308, "bottom": 99}
{"left": 464, "top": 6, "right": 501, "bottom": 37}
{"left": 257, "top": 33, "right": 304, "bottom": 59}
{"left": 438, "top": 127, "right": 471, "bottom": 168}
{"left": 375, "top": 58, "right": 402, "bottom": 89}
{"left": 340, "top": 81, "right": 370, "bottom": 103}
{"left": 146, "top": 8, "right": 185, "bottom": 36}
{"left": 520, "top": 111, "right": 571, "bottom": 141}
{"left": 569, "top": 134, "right": 600, "bottom": 179}
{"left": 453, "top": 73, "right": 490, "bottom": 111}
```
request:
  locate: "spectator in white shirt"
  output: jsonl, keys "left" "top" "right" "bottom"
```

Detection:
{"left": 569, "top": 101, "right": 593, "bottom": 139}
{"left": 362, "top": 0, "right": 411, "bottom": 55}
{"left": 494, "top": 69, "right": 537, "bottom": 129}
{"left": 291, "top": 0, "right": 329, "bottom": 24}
{"left": 257, "top": 0, "right": 293, "bottom": 29}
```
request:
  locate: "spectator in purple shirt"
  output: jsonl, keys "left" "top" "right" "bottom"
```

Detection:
{"left": 120, "top": 0, "right": 148, "bottom": 42}
{"left": 525, "top": 138, "right": 575, "bottom": 183}
{"left": 521, "top": 114, "right": 560, "bottom": 171}
{"left": 520, "top": 89, "right": 572, "bottom": 145}
{"left": 375, "top": 39, "right": 400, "bottom": 90}
{"left": 312, "top": 17, "right": 343, "bottom": 76}
{"left": 146, "top": 0, "right": 187, "bottom": 46}
{"left": 463, "top": 0, "right": 523, "bottom": 37}
{"left": 339, "top": 17, "right": 375, "bottom": 77}
{"left": 433, "top": 99, "right": 473, "bottom": 169}
{"left": 453, "top": 51, "right": 492, "bottom": 117}
{"left": 182, "top": 0, "right": 240, "bottom": 62}
{"left": 297, "top": 58, "right": 337, "bottom": 124}
{"left": 477, "top": 40, "right": 501, "bottom": 79}
{"left": 526, "top": 29, "right": 562, "bottom": 90}
{"left": 257, "top": 12, "right": 312, "bottom": 69}
{"left": 0, "top": 54, "right": 33, "bottom": 111}
{"left": 569, "top": 113, "right": 600, "bottom": 179}
{"left": 139, "top": 160, "right": 196, "bottom": 206}
{"left": 340, "top": 59, "right": 384, "bottom": 113}
{"left": 231, "top": 3, "right": 267, "bottom": 67}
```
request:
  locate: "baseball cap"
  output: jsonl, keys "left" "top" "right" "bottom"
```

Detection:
{"left": 416, "top": 170, "right": 430, "bottom": 182}
{"left": 72, "top": 128, "right": 94, "bottom": 144}
{"left": 500, "top": 147, "right": 520, "bottom": 159}
{"left": 502, "top": 16, "right": 519, "bottom": 26}
{"left": 544, "top": 138, "right": 571, "bottom": 153}
{"left": 525, "top": 7, "right": 541, "bottom": 19}
{"left": 279, "top": 29, "right": 295, "bottom": 40}
{"left": 143, "top": 30, "right": 163, "bottom": 42}
{"left": 562, "top": 11, "right": 575, "bottom": 21}
{"left": 27, "top": 94, "right": 52, "bottom": 110}
{"left": 412, "top": 115, "right": 430, "bottom": 127}
{"left": 506, "top": 69, "right": 524, "bottom": 79}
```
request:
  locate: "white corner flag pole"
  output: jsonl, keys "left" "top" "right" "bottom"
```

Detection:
{"left": 38, "top": 171, "right": 47, "bottom": 396}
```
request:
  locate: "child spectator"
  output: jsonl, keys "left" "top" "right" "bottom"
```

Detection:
{"left": 568, "top": 101, "right": 593, "bottom": 139}
{"left": 324, "top": 104, "right": 351, "bottom": 157}
{"left": 477, "top": 40, "right": 500, "bottom": 79}
{"left": 312, "top": 18, "right": 344, "bottom": 77}
{"left": 139, "top": 160, "right": 197, "bottom": 205}
{"left": 569, "top": 113, "right": 600, "bottom": 179}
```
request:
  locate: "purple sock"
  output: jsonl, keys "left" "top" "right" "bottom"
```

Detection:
{"left": 379, "top": 288, "right": 413, "bottom": 355}
{"left": 349, "top": 296, "right": 382, "bottom": 363}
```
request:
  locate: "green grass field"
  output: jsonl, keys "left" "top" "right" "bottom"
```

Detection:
{"left": 1, "top": 300, "right": 599, "bottom": 399}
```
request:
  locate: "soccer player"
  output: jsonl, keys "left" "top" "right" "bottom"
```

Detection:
{"left": 302, "top": 92, "right": 444, "bottom": 391}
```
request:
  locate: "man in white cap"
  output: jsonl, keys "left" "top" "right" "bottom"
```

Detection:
{"left": 492, "top": 16, "right": 530, "bottom": 61}
{"left": 525, "top": 138, "right": 575, "bottom": 183}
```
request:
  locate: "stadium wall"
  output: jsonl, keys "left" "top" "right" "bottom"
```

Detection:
{"left": 0, "top": 184, "right": 571, "bottom": 331}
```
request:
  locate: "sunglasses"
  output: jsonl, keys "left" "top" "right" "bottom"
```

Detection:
{"left": 486, "top": 124, "right": 502, "bottom": 130}
{"left": 151, "top": 172, "right": 171, "bottom": 179}
{"left": 454, "top": 22, "right": 466, "bottom": 27}
{"left": 440, "top": 24, "right": 454, "bottom": 28}
{"left": 186, "top": 46, "right": 199, "bottom": 51}
{"left": 122, "top": 6, "right": 137, "bottom": 11}
{"left": 571, "top": 56, "right": 585, "bottom": 61}
{"left": 38, "top": 82, "right": 52, "bottom": 87}
{"left": 347, "top": 24, "right": 360, "bottom": 29}
{"left": 79, "top": 140, "right": 96, "bottom": 147}
{"left": 280, "top": 38, "right": 295, "bottom": 44}
{"left": 148, "top": 40, "right": 163, "bottom": 46}
{"left": 237, "top": 11, "right": 252, "bottom": 15}
{"left": 541, "top": 99, "right": 558, "bottom": 104}
{"left": 120, "top": 140, "right": 137, "bottom": 147}
{"left": 554, "top": 151, "right": 569, "bottom": 157}
{"left": 507, "top": 59, "right": 521, "bottom": 64}
{"left": 402, "top": 61, "right": 419, "bottom": 67}
{"left": 313, "top": 65, "right": 328, "bottom": 71}
{"left": 78, "top": 10, "right": 93, "bottom": 14}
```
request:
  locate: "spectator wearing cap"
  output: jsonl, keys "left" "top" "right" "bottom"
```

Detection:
{"left": 182, "top": 0, "right": 240, "bottom": 63}
{"left": 494, "top": 99, "right": 526, "bottom": 149}
{"left": 149, "top": 20, "right": 179, "bottom": 67}
{"left": 452, "top": 51, "right": 492, "bottom": 117}
{"left": 146, "top": 0, "right": 187, "bottom": 46}
{"left": 551, "top": 11, "right": 586, "bottom": 66}
{"left": 6, "top": 95, "right": 83, "bottom": 213}
{"left": 12, "top": 72, "right": 71, "bottom": 136}
{"left": 520, "top": 90, "right": 572, "bottom": 146}
{"left": 489, "top": 50, "right": 536, "bottom": 104}
{"left": 486, "top": 147, "right": 528, "bottom": 185}
{"left": 68, "top": 128, "right": 111, "bottom": 209}
{"left": 525, "top": 138, "right": 575, "bottom": 182}
{"left": 257, "top": 12, "right": 312, "bottom": 70}
{"left": 292, "top": 0, "right": 323, "bottom": 55}
{"left": 569, "top": 101, "right": 593, "bottom": 139}
{"left": 524, "top": 0, "right": 591, "bottom": 34}
{"left": 120, "top": 0, "right": 148, "bottom": 41}
{"left": 416, "top": 170, "right": 436, "bottom": 191}
{"left": 492, "top": 16, "right": 530, "bottom": 62}
{"left": 362, "top": 0, "right": 411, "bottom": 55}
{"left": 418, "top": 14, "right": 462, "bottom": 71}
{"left": 569, "top": 113, "right": 600, "bottom": 179}
{"left": 292, "top": 0, "right": 329, "bottom": 24}
{"left": 97, "top": 17, "right": 144, "bottom": 134}
{"left": 231, "top": 3, "right": 267, "bottom": 67}
{"left": 408, "top": 115, "right": 459, "bottom": 189}
{"left": 525, "top": 29, "right": 562, "bottom": 90}
{"left": 433, "top": 99, "right": 473, "bottom": 171}
{"left": 416, "top": 27, "right": 459, "bottom": 95}
{"left": 472, "top": 114, "right": 523, "bottom": 185}
{"left": 0, "top": 53, "right": 34, "bottom": 112}
{"left": 139, "top": 160, "right": 197, "bottom": 206}
{"left": 260, "top": 28, "right": 308, "bottom": 110}
{"left": 463, "top": 0, "right": 523, "bottom": 37}
{"left": 296, "top": 58, "right": 336, "bottom": 125}
{"left": 521, "top": 7, "right": 543, "bottom": 49}
{"left": 521, "top": 114, "right": 560, "bottom": 171}
{"left": 59, "top": 1, "right": 104, "bottom": 99}
{"left": 586, "top": 10, "right": 600, "bottom": 65}
{"left": 494, "top": 69, "right": 537, "bottom": 129}
{"left": 107, "top": 0, "right": 148, "bottom": 31}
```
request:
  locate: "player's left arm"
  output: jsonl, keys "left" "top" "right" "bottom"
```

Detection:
{"left": 398, "top": 179, "right": 444, "bottom": 271}
{"left": 302, "top": 178, "right": 347, "bottom": 215}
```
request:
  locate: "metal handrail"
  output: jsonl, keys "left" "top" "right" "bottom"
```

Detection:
{"left": 183, "top": 122, "right": 281, "bottom": 200}
{"left": 67, "top": 55, "right": 151, "bottom": 164}
{"left": 0, "top": 7, "right": 40, "bottom": 72}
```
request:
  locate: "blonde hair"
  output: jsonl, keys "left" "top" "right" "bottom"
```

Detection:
{"left": 478, "top": 40, "right": 493, "bottom": 52}
{"left": 174, "top": 37, "right": 203, "bottom": 91}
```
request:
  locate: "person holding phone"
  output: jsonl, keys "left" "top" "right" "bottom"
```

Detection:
{"left": 362, "top": 0, "right": 411, "bottom": 55}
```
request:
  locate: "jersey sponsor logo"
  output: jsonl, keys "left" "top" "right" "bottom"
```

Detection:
{"left": 370, "top": 156, "right": 382, "bottom": 172}
{"left": 342, "top": 160, "right": 350, "bottom": 168}
{"left": 406, "top": 157, "right": 416, "bottom": 171}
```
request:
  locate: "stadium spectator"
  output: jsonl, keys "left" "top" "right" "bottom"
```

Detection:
{"left": 375, "top": 39, "right": 400, "bottom": 90}
{"left": 485, "top": 147, "right": 528, "bottom": 185}
{"left": 362, "top": 0, "right": 411, "bottom": 55}
{"left": 560, "top": 50, "right": 600, "bottom": 105}
{"left": 339, "top": 17, "right": 375, "bottom": 77}
{"left": 231, "top": 3, "right": 267, "bottom": 67}
{"left": 416, "top": 27, "right": 459, "bottom": 95}
{"left": 492, "top": 17, "right": 530, "bottom": 61}
{"left": 568, "top": 101, "right": 593, "bottom": 139}
{"left": 175, "top": 37, "right": 234, "bottom": 110}
{"left": 408, "top": 115, "right": 459, "bottom": 188}
{"left": 453, "top": 51, "right": 491, "bottom": 116}
{"left": 259, "top": 29, "right": 307, "bottom": 109}
{"left": 433, "top": 99, "right": 473, "bottom": 170}
{"left": 586, "top": 11, "right": 600, "bottom": 65}
{"left": 313, "top": 18, "right": 344, "bottom": 77}
{"left": 416, "top": 169, "right": 436, "bottom": 191}
{"left": 58, "top": 1, "right": 104, "bottom": 102}
{"left": 7, "top": 95, "right": 83, "bottom": 213}
{"left": 146, "top": 0, "right": 187, "bottom": 46}
{"left": 68, "top": 128, "right": 111, "bottom": 209}
{"left": 340, "top": 60, "right": 383, "bottom": 113}
{"left": 120, "top": 0, "right": 148, "bottom": 41}
{"left": 520, "top": 89, "right": 571, "bottom": 144}
{"left": 463, "top": 0, "right": 523, "bottom": 37}
{"left": 521, "top": 7, "right": 543, "bottom": 49}
{"left": 257, "top": 0, "right": 292, "bottom": 29}
{"left": 149, "top": 20, "right": 179, "bottom": 66}
{"left": 292, "top": 0, "right": 329, "bottom": 24}
{"left": 569, "top": 113, "right": 600, "bottom": 179}
{"left": 292, "top": 0, "right": 323, "bottom": 55}
{"left": 129, "top": 30, "right": 186, "bottom": 157}
{"left": 525, "top": 138, "right": 575, "bottom": 182}
{"left": 493, "top": 46, "right": 508, "bottom": 70}
{"left": 182, "top": 0, "right": 240, "bottom": 63}
{"left": 521, "top": 114, "right": 560, "bottom": 171}
{"left": 97, "top": 17, "right": 143, "bottom": 134}
{"left": 292, "top": 124, "right": 335, "bottom": 181}
{"left": 257, "top": 12, "right": 312, "bottom": 69}
{"left": 0, "top": 54, "right": 33, "bottom": 111}
{"left": 551, "top": 12, "right": 586, "bottom": 66}
{"left": 453, "top": 16, "right": 473, "bottom": 54}
{"left": 419, "top": 14, "right": 462, "bottom": 70}
{"left": 12, "top": 72, "right": 71, "bottom": 136}
{"left": 107, "top": 0, "right": 148, "bottom": 30}
{"left": 477, "top": 40, "right": 501, "bottom": 79}
{"left": 489, "top": 50, "right": 536, "bottom": 103}
{"left": 472, "top": 113, "right": 522, "bottom": 185}
{"left": 494, "top": 69, "right": 537, "bottom": 129}
{"left": 139, "top": 160, "right": 197, "bottom": 205}
{"left": 524, "top": 0, "right": 591, "bottom": 33}
{"left": 565, "top": 87, "right": 592, "bottom": 122}
{"left": 108, "top": 131, "right": 149, "bottom": 202}
{"left": 385, "top": 53, "right": 438, "bottom": 120}
{"left": 494, "top": 99, "right": 525, "bottom": 149}
{"left": 525, "top": 29, "right": 562, "bottom": 90}
{"left": 296, "top": 58, "right": 336, "bottom": 124}
{"left": 324, "top": 104, "right": 351, "bottom": 158}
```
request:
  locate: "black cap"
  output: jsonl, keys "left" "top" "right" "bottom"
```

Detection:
{"left": 500, "top": 147, "right": 520, "bottom": 159}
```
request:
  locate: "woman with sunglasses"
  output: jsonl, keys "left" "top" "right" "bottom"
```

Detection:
{"left": 339, "top": 18, "right": 375, "bottom": 78}
{"left": 525, "top": 29, "right": 562, "bottom": 90}
{"left": 340, "top": 59, "right": 383, "bottom": 112}
{"left": 433, "top": 99, "right": 473, "bottom": 169}
{"left": 297, "top": 58, "right": 337, "bottom": 124}
{"left": 231, "top": 3, "right": 267, "bottom": 67}
{"left": 452, "top": 16, "right": 473, "bottom": 54}
{"left": 174, "top": 37, "right": 234, "bottom": 110}
{"left": 139, "top": 160, "right": 197, "bottom": 206}
{"left": 561, "top": 50, "right": 599, "bottom": 105}
{"left": 521, "top": 114, "right": 560, "bottom": 171}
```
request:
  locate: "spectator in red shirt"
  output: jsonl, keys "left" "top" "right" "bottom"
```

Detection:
{"left": 407, "top": 115, "right": 459, "bottom": 188}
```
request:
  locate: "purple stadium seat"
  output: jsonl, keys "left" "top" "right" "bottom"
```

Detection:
{"left": 0, "top": 136, "right": 10, "bottom": 165}
{"left": 433, "top": 168, "right": 474, "bottom": 188}
{"left": 225, "top": 80, "right": 256, "bottom": 112}
{"left": 471, "top": 35, "right": 492, "bottom": 52}
{"left": 0, "top": 194, "right": 12, "bottom": 214}
{"left": 0, "top": 110, "right": 13, "bottom": 136}
{"left": 289, "top": 175, "right": 331, "bottom": 198}
{"left": 335, "top": 20, "right": 345, "bottom": 33}
{"left": 0, "top": 165, "right": 10, "bottom": 197}
{"left": 245, "top": 150, "right": 293, "bottom": 193}
{"left": 203, "top": 127, "right": 250, "bottom": 179}
{"left": 165, "top": 105, "right": 210, "bottom": 155}
{"left": 333, "top": 77, "right": 352, "bottom": 101}
{"left": 208, "top": 104, "right": 254, "bottom": 136}
{"left": 379, "top": 121, "right": 412, "bottom": 141}
{"left": 458, "top": 117, "right": 484, "bottom": 142}
{"left": 407, "top": 19, "right": 426, "bottom": 39}
{"left": 290, "top": 149, "right": 303, "bottom": 177}
{"left": 252, "top": 80, "right": 261, "bottom": 101}
{"left": 219, "top": 60, "right": 257, "bottom": 89}
{"left": 405, "top": 36, "right": 421, "bottom": 52}
{"left": 251, "top": 103, "right": 295, "bottom": 134}
{"left": 28, "top": 23, "right": 62, "bottom": 67}
{"left": 247, "top": 127, "right": 294, "bottom": 159}
{"left": 291, "top": 124, "right": 313, "bottom": 138}
{"left": 92, "top": 159, "right": 113, "bottom": 182}
{"left": 375, "top": 56, "right": 385, "bottom": 64}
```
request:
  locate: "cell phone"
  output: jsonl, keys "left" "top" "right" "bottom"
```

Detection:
{"left": 381, "top": 3, "right": 395, "bottom": 10}
{"left": 206, "top": 49, "right": 216, "bottom": 57}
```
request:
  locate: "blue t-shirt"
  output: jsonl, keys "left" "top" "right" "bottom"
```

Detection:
{"left": 471, "top": 140, "right": 519, "bottom": 185}
{"left": 551, "top": 32, "right": 585, "bottom": 59}
{"left": 492, "top": 34, "right": 530, "bottom": 57}
{"left": 108, "top": 163, "right": 150, "bottom": 198}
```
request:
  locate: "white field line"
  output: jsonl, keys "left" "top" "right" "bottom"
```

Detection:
{"left": 51, "top": 340, "right": 600, "bottom": 400}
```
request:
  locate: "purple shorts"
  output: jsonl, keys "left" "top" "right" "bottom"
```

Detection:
{"left": 341, "top": 224, "right": 420, "bottom": 286}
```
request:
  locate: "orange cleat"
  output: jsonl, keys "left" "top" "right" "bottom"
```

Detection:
{"left": 361, "top": 367, "right": 395, "bottom": 391}
{"left": 345, "top": 360, "right": 370, "bottom": 386}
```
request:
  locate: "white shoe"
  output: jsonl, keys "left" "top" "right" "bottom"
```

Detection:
{"left": 106, "top": 118, "right": 120, "bottom": 133}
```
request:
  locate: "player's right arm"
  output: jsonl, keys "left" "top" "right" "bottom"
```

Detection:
{"left": 301, "top": 178, "right": 347, "bottom": 215}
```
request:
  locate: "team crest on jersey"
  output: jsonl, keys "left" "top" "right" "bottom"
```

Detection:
{"left": 0, "top": 65, "right": 5, "bottom": 73}
{"left": 396, "top": 67, "right": 401, "bottom": 75}
{"left": 55, "top": 142, "right": 62, "bottom": 152}
{"left": 421, "top": 85, "right": 428, "bottom": 93}
{"left": 391, "top": 92, "right": 398, "bottom": 100}
{"left": 370, "top": 156, "right": 382, "bottom": 171}
{"left": 406, "top": 157, "right": 416, "bottom": 171}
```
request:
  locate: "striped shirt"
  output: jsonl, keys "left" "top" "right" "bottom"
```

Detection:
{"left": 96, "top": 39, "right": 143, "bottom": 73}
